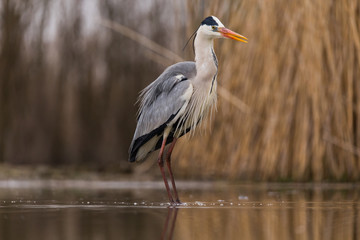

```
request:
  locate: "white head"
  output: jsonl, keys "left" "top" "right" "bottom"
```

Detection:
{"left": 197, "top": 16, "right": 247, "bottom": 43}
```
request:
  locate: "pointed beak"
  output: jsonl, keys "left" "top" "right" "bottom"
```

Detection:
{"left": 218, "top": 27, "right": 248, "bottom": 43}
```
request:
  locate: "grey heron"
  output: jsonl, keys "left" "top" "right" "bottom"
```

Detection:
{"left": 129, "top": 16, "right": 247, "bottom": 204}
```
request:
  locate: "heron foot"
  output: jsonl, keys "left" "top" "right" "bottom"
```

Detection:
{"left": 169, "top": 200, "right": 182, "bottom": 206}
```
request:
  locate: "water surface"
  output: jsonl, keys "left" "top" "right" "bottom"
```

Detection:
{"left": 0, "top": 180, "right": 358, "bottom": 240}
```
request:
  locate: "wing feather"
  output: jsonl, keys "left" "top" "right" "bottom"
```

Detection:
{"left": 129, "top": 62, "right": 196, "bottom": 162}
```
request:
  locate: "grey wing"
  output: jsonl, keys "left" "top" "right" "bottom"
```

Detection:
{"left": 129, "top": 71, "right": 194, "bottom": 162}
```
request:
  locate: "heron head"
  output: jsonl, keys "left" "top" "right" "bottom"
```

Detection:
{"left": 199, "top": 16, "right": 248, "bottom": 43}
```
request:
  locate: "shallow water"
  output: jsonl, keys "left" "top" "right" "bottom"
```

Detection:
{"left": 0, "top": 180, "right": 358, "bottom": 240}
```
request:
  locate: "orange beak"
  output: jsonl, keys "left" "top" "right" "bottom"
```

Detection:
{"left": 218, "top": 27, "right": 248, "bottom": 43}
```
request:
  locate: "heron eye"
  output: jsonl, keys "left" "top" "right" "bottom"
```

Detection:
{"left": 212, "top": 26, "right": 216, "bottom": 30}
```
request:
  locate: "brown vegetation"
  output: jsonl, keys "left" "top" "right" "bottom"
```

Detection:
{"left": 0, "top": 0, "right": 359, "bottom": 180}
{"left": 176, "top": 0, "right": 360, "bottom": 181}
{"left": 0, "top": 0, "right": 168, "bottom": 171}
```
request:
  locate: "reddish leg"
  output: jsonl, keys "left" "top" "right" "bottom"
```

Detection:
{"left": 158, "top": 136, "right": 174, "bottom": 203}
{"left": 165, "top": 138, "right": 181, "bottom": 204}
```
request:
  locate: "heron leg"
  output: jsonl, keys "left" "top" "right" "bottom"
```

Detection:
{"left": 158, "top": 136, "right": 174, "bottom": 203}
{"left": 165, "top": 138, "right": 181, "bottom": 204}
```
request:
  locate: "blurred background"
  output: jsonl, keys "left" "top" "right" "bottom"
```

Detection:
{"left": 0, "top": 0, "right": 359, "bottom": 181}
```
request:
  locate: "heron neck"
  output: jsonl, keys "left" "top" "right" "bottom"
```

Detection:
{"left": 194, "top": 34, "right": 218, "bottom": 84}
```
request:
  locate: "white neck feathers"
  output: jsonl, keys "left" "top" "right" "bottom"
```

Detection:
{"left": 194, "top": 33, "right": 218, "bottom": 84}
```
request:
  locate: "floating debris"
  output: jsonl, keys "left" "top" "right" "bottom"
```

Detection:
{"left": 238, "top": 195, "right": 249, "bottom": 200}
{"left": 194, "top": 201, "right": 206, "bottom": 206}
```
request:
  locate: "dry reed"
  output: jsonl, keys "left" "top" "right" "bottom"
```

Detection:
{"left": 174, "top": 0, "right": 360, "bottom": 181}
